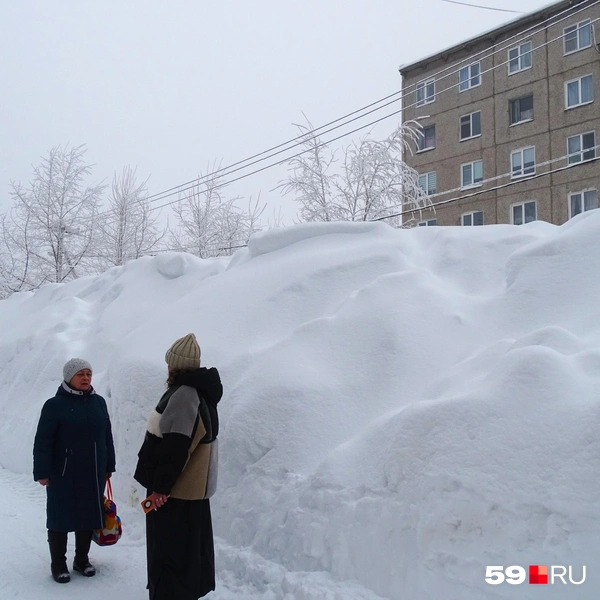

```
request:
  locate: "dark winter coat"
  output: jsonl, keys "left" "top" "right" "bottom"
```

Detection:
{"left": 134, "top": 367, "right": 222, "bottom": 600}
{"left": 33, "top": 383, "right": 116, "bottom": 532}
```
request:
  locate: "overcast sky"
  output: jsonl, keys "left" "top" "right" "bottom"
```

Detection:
{"left": 1, "top": 0, "right": 553, "bottom": 224}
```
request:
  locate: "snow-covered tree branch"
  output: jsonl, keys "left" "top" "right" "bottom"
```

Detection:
{"left": 92, "top": 166, "right": 167, "bottom": 268}
{"left": 278, "top": 119, "right": 432, "bottom": 226}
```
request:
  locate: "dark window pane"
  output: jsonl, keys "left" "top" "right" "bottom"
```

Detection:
{"left": 513, "top": 205, "right": 523, "bottom": 225}
{"left": 472, "top": 112, "right": 481, "bottom": 136}
{"left": 460, "top": 116, "right": 471, "bottom": 139}
{"left": 584, "top": 190, "right": 598, "bottom": 210}
{"left": 571, "top": 193, "right": 582, "bottom": 216}
{"left": 583, "top": 133, "right": 596, "bottom": 160}
{"left": 525, "top": 202, "right": 536, "bottom": 222}
{"left": 520, "top": 95, "right": 533, "bottom": 120}
{"left": 473, "top": 211, "right": 484, "bottom": 226}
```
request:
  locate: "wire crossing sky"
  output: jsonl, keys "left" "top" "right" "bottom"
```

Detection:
{"left": 439, "top": 0, "right": 525, "bottom": 13}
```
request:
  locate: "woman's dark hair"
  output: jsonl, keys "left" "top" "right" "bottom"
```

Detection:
{"left": 166, "top": 368, "right": 194, "bottom": 388}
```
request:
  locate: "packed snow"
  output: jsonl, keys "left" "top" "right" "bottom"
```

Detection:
{"left": 0, "top": 213, "right": 599, "bottom": 599}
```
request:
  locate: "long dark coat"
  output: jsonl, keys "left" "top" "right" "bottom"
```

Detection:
{"left": 135, "top": 367, "right": 222, "bottom": 600}
{"left": 33, "top": 383, "right": 116, "bottom": 532}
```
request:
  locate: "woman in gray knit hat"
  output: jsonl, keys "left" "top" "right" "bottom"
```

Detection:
{"left": 33, "top": 358, "right": 116, "bottom": 584}
{"left": 134, "top": 333, "right": 222, "bottom": 600}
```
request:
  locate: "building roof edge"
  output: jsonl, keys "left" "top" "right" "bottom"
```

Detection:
{"left": 399, "top": 0, "right": 584, "bottom": 76}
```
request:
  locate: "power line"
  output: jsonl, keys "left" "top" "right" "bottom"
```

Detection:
{"left": 143, "top": 14, "right": 600, "bottom": 213}
{"left": 133, "top": 156, "right": 599, "bottom": 260}
{"left": 94, "top": 0, "right": 599, "bottom": 226}
{"left": 439, "top": 0, "right": 525, "bottom": 13}
{"left": 371, "top": 153, "right": 600, "bottom": 222}
{"left": 131, "top": 0, "right": 598, "bottom": 208}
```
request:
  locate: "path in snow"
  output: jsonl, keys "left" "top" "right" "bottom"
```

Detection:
{"left": 0, "top": 467, "right": 386, "bottom": 600}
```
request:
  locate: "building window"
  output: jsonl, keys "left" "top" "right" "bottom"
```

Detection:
{"left": 511, "top": 201, "right": 537, "bottom": 225}
{"left": 417, "top": 125, "right": 436, "bottom": 151}
{"left": 509, "top": 94, "right": 533, "bottom": 125}
{"left": 569, "top": 189, "right": 598, "bottom": 217}
{"left": 565, "top": 74, "right": 594, "bottom": 109}
{"left": 418, "top": 219, "right": 437, "bottom": 227}
{"left": 564, "top": 19, "right": 593, "bottom": 54}
{"left": 462, "top": 211, "right": 483, "bottom": 226}
{"left": 461, "top": 160, "right": 483, "bottom": 188}
{"left": 511, "top": 147, "right": 535, "bottom": 178}
{"left": 418, "top": 171, "right": 437, "bottom": 194}
{"left": 460, "top": 111, "right": 481, "bottom": 140}
{"left": 567, "top": 132, "right": 596, "bottom": 164}
{"left": 508, "top": 41, "right": 533, "bottom": 74}
{"left": 459, "top": 62, "right": 481, "bottom": 92}
{"left": 416, "top": 79, "right": 435, "bottom": 106}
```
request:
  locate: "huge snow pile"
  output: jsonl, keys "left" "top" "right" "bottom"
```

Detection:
{"left": 0, "top": 213, "right": 599, "bottom": 600}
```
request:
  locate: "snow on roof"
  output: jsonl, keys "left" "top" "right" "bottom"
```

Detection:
{"left": 400, "top": 0, "right": 574, "bottom": 75}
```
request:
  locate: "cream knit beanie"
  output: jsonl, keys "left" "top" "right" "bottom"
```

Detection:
{"left": 165, "top": 333, "right": 201, "bottom": 370}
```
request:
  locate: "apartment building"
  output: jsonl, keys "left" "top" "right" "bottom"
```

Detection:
{"left": 400, "top": 0, "right": 600, "bottom": 227}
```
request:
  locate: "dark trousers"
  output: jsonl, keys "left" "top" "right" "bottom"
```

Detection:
{"left": 48, "top": 530, "right": 93, "bottom": 569}
{"left": 146, "top": 494, "right": 215, "bottom": 600}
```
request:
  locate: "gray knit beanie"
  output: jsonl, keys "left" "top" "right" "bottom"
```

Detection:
{"left": 63, "top": 358, "right": 93, "bottom": 384}
{"left": 165, "top": 333, "right": 201, "bottom": 370}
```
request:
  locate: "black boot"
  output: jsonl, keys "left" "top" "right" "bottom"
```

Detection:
{"left": 48, "top": 530, "right": 70, "bottom": 583}
{"left": 73, "top": 530, "right": 96, "bottom": 577}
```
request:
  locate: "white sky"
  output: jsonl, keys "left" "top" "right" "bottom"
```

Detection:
{"left": 0, "top": 0, "right": 552, "bottom": 223}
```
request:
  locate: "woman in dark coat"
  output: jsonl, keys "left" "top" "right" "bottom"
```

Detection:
{"left": 134, "top": 333, "right": 222, "bottom": 600}
{"left": 33, "top": 358, "right": 116, "bottom": 584}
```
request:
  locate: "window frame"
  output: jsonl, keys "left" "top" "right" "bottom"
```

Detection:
{"left": 565, "top": 74, "right": 594, "bottom": 109}
{"left": 459, "top": 111, "right": 482, "bottom": 141}
{"left": 508, "top": 41, "right": 533, "bottom": 75}
{"left": 509, "top": 94, "right": 534, "bottom": 126}
{"left": 563, "top": 19, "right": 593, "bottom": 55}
{"left": 417, "top": 125, "right": 436, "bottom": 153}
{"left": 418, "top": 171, "right": 437, "bottom": 195}
{"left": 511, "top": 200, "right": 537, "bottom": 225}
{"left": 416, "top": 78, "right": 436, "bottom": 107}
{"left": 458, "top": 62, "right": 481, "bottom": 92}
{"left": 461, "top": 210, "right": 484, "bottom": 226}
{"left": 568, "top": 188, "right": 599, "bottom": 218}
{"left": 566, "top": 131, "right": 596, "bottom": 164}
{"left": 510, "top": 146, "right": 536, "bottom": 179}
{"left": 417, "top": 219, "right": 437, "bottom": 227}
{"left": 460, "top": 160, "right": 484, "bottom": 189}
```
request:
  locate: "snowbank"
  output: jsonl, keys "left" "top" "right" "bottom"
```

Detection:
{"left": 1, "top": 214, "right": 599, "bottom": 599}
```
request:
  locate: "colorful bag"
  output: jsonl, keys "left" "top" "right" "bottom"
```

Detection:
{"left": 93, "top": 479, "right": 122, "bottom": 546}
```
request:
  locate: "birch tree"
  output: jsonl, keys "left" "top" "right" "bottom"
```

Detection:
{"left": 1, "top": 144, "right": 104, "bottom": 291}
{"left": 171, "top": 162, "right": 264, "bottom": 257}
{"left": 93, "top": 166, "right": 166, "bottom": 268}
{"left": 278, "top": 119, "right": 431, "bottom": 225}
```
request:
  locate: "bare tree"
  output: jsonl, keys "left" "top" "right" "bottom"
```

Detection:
{"left": 277, "top": 119, "right": 431, "bottom": 226}
{"left": 1, "top": 145, "right": 104, "bottom": 292}
{"left": 92, "top": 166, "right": 167, "bottom": 268}
{"left": 171, "top": 162, "right": 265, "bottom": 257}
{"left": 276, "top": 118, "right": 337, "bottom": 222}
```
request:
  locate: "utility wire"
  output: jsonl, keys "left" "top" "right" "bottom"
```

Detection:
{"left": 132, "top": 155, "right": 600, "bottom": 259}
{"left": 93, "top": 0, "right": 599, "bottom": 225}
{"left": 143, "top": 15, "right": 600, "bottom": 214}
{"left": 439, "top": 0, "right": 525, "bottom": 13}
{"left": 370, "top": 154, "right": 600, "bottom": 222}
{"left": 132, "top": 0, "right": 599, "bottom": 208}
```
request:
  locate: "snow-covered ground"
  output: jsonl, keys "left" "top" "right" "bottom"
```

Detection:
{"left": 0, "top": 214, "right": 599, "bottom": 599}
